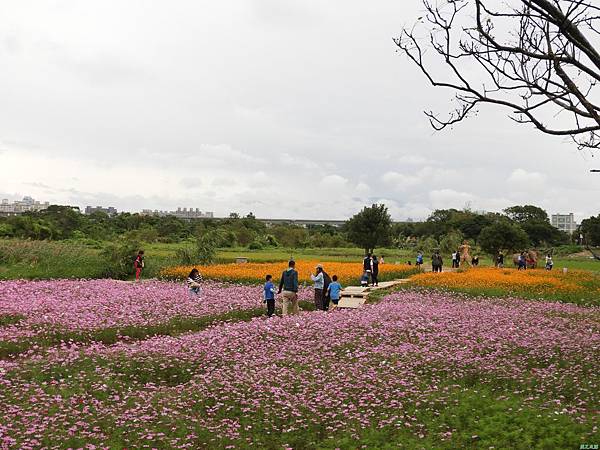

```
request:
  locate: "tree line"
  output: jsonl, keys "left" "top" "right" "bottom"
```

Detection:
{"left": 347, "top": 204, "right": 600, "bottom": 256}
{"left": 1, "top": 204, "right": 599, "bottom": 254}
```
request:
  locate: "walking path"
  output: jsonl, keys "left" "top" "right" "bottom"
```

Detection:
{"left": 337, "top": 279, "right": 412, "bottom": 308}
{"left": 336, "top": 266, "right": 459, "bottom": 309}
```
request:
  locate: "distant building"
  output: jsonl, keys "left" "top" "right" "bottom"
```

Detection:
{"left": 140, "top": 207, "right": 214, "bottom": 219}
{"left": 0, "top": 196, "right": 50, "bottom": 217}
{"left": 84, "top": 206, "right": 118, "bottom": 216}
{"left": 551, "top": 213, "right": 578, "bottom": 234}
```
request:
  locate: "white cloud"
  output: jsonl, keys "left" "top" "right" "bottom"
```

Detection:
{"left": 507, "top": 168, "right": 547, "bottom": 185}
{"left": 429, "top": 189, "right": 475, "bottom": 210}
{"left": 0, "top": 1, "right": 598, "bottom": 221}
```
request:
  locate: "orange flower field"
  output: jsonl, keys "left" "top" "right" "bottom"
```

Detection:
{"left": 161, "top": 260, "right": 419, "bottom": 285}
{"left": 411, "top": 267, "right": 598, "bottom": 296}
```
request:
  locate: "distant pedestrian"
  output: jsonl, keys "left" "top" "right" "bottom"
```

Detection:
{"left": 497, "top": 252, "right": 504, "bottom": 268}
{"left": 371, "top": 255, "right": 379, "bottom": 286}
{"left": 416, "top": 251, "right": 424, "bottom": 268}
{"left": 431, "top": 251, "right": 443, "bottom": 273}
{"left": 326, "top": 275, "right": 342, "bottom": 310}
{"left": 277, "top": 260, "right": 299, "bottom": 316}
{"left": 518, "top": 252, "right": 526, "bottom": 270}
{"left": 471, "top": 255, "right": 479, "bottom": 266}
{"left": 451, "top": 251, "right": 459, "bottom": 268}
{"left": 310, "top": 264, "right": 325, "bottom": 311}
{"left": 264, "top": 275, "right": 276, "bottom": 317}
{"left": 134, "top": 250, "right": 145, "bottom": 281}
{"left": 545, "top": 254, "right": 554, "bottom": 271}
{"left": 186, "top": 268, "right": 203, "bottom": 298}
{"left": 379, "top": 255, "right": 385, "bottom": 264}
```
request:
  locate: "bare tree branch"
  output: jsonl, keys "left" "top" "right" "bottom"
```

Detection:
{"left": 395, "top": 0, "right": 600, "bottom": 150}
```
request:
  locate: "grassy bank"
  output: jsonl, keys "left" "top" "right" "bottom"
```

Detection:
{"left": 1, "top": 238, "right": 598, "bottom": 280}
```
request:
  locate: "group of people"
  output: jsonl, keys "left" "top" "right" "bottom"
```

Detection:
{"left": 185, "top": 259, "right": 344, "bottom": 317}
{"left": 360, "top": 253, "right": 383, "bottom": 287}
{"left": 268, "top": 260, "right": 343, "bottom": 317}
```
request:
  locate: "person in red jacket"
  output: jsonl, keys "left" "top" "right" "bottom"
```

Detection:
{"left": 134, "top": 250, "right": 145, "bottom": 281}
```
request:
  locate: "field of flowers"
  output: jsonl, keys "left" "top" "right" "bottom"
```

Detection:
{"left": 160, "top": 260, "right": 418, "bottom": 285}
{"left": 411, "top": 267, "right": 600, "bottom": 306}
{"left": 0, "top": 279, "right": 598, "bottom": 448}
{"left": 0, "top": 280, "right": 313, "bottom": 358}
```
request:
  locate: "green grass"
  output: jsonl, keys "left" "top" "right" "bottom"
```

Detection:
{"left": 1, "top": 238, "right": 598, "bottom": 280}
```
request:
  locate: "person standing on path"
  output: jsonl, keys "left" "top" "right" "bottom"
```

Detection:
{"left": 416, "top": 251, "right": 424, "bottom": 269}
{"left": 371, "top": 255, "right": 379, "bottom": 286}
{"left": 277, "top": 260, "right": 299, "bottom": 316}
{"left": 310, "top": 264, "right": 325, "bottom": 311}
{"left": 431, "top": 250, "right": 443, "bottom": 273}
{"left": 263, "top": 275, "right": 276, "bottom": 317}
{"left": 134, "top": 250, "right": 145, "bottom": 281}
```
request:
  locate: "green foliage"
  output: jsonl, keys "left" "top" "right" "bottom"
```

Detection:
{"left": 175, "top": 246, "right": 196, "bottom": 265}
{"left": 247, "top": 240, "right": 263, "bottom": 250}
{"left": 0, "top": 239, "right": 108, "bottom": 279}
{"left": 100, "top": 239, "right": 142, "bottom": 279}
{"left": 521, "top": 220, "right": 568, "bottom": 246}
{"left": 504, "top": 204, "right": 549, "bottom": 223}
{"left": 346, "top": 204, "right": 392, "bottom": 253}
{"left": 478, "top": 222, "right": 530, "bottom": 257}
{"left": 580, "top": 214, "right": 600, "bottom": 246}
{"left": 271, "top": 225, "right": 309, "bottom": 248}
{"left": 439, "top": 230, "right": 464, "bottom": 254}
{"left": 195, "top": 233, "right": 218, "bottom": 265}
{"left": 418, "top": 236, "right": 439, "bottom": 253}
{"left": 264, "top": 234, "right": 279, "bottom": 247}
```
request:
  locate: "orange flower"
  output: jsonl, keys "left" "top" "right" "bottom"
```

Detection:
{"left": 410, "top": 267, "right": 594, "bottom": 294}
{"left": 161, "top": 261, "right": 417, "bottom": 286}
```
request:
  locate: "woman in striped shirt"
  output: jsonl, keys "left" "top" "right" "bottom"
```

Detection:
{"left": 186, "top": 268, "right": 203, "bottom": 298}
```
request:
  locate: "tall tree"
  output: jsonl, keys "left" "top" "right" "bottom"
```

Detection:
{"left": 504, "top": 205, "right": 549, "bottom": 223}
{"left": 396, "top": 0, "right": 600, "bottom": 150}
{"left": 579, "top": 214, "right": 600, "bottom": 246}
{"left": 346, "top": 204, "right": 393, "bottom": 254}
{"left": 478, "top": 221, "right": 530, "bottom": 257}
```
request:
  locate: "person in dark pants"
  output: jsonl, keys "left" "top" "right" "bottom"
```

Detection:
{"left": 263, "top": 274, "right": 276, "bottom": 317}
{"left": 363, "top": 253, "right": 372, "bottom": 272}
{"left": 322, "top": 270, "right": 332, "bottom": 311}
{"left": 371, "top": 254, "right": 379, "bottom": 286}
{"left": 431, "top": 250, "right": 443, "bottom": 273}
{"left": 310, "top": 264, "right": 325, "bottom": 311}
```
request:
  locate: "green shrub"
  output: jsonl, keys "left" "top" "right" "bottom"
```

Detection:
{"left": 175, "top": 246, "right": 196, "bottom": 264}
{"left": 100, "top": 239, "right": 142, "bottom": 279}
{"left": 247, "top": 240, "right": 263, "bottom": 250}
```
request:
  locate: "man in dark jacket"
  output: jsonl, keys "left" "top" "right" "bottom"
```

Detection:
{"left": 278, "top": 260, "right": 299, "bottom": 315}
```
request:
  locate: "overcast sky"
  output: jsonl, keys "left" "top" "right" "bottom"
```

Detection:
{"left": 1, "top": 0, "right": 599, "bottom": 221}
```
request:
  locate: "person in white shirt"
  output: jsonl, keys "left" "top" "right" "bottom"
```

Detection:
{"left": 310, "top": 264, "right": 325, "bottom": 311}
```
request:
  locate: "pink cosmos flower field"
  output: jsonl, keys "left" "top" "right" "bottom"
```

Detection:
{"left": 0, "top": 280, "right": 598, "bottom": 448}
{"left": 0, "top": 279, "right": 311, "bottom": 346}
